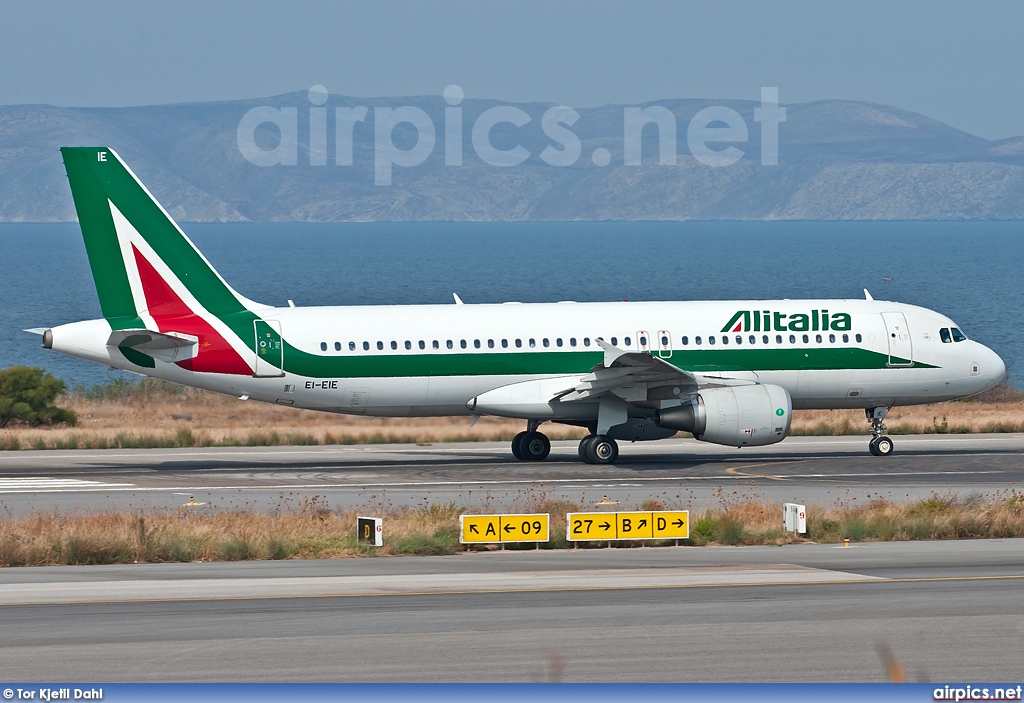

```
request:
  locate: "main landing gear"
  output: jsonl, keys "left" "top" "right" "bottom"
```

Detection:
{"left": 511, "top": 420, "right": 551, "bottom": 461}
{"left": 866, "top": 407, "right": 894, "bottom": 456}
{"left": 578, "top": 434, "right": 619, "bottom": 464}
{"left": 509, "top": 421, "right": 621, "bottom": 464}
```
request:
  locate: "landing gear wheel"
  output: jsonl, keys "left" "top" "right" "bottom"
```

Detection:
{"left": 585, "top": 435, "right": 619, "bottom": 464}
{"left": 578, "top": 435, "right": 597, "bottom": 463}
{"left": 868, "top": 437, "right": 880, "bottom": 456}
{"left": 517, "top": 431, "right": 551, "bottom": 461}
{"left": 873, "top": 435, "right": 894, "bottom": 456}
{"left": 511, "top": 431, "right": 528, "bottom": 460}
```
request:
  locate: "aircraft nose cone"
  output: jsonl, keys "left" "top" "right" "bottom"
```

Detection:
{"left": 989, "top": 347, "right": 1006, "bottom": 385}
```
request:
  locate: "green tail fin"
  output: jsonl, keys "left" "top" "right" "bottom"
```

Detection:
{"left": 60, "top": 147, "right": 257, "bottom": 330}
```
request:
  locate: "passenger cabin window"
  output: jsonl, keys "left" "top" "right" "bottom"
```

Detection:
{"left": 583, "top": 337, "right": 590, "bottom": 347}
{"left": 432, "top": 340, "right": 439, "bottom": 350}
{"left": 951, "top": 327, "right": 967, "bottom": 342}
{"left": 829, "top": 334, "right": 836, "bottom": 343}
{"left": 363, "top": 341, "right": 370, "bottom": 351}
{"left": 816, "top": 334, "right": 822, "bottom": 343}
{"left": 349, "top": 341, "right": 356, "bottom": 351}
{"left": 446, "top": 340, "right": 453, "bottom": 349}
{"left": 377, "top": 341, "right": 384, "bottom": 350}
{"left": 320, "top": 342, "right": 327, "bottom": 351}
{"left": 749, "top": 335, "right": 756, "bottom": 345}
{"left": 842, "top": 334, "right": 849, "bottom": 343}
{"left": 776, "top": 335, "right": 782, "bottom": 344}
{"left": 556, "top": 338, "right": 563, "bottom": 347}
{"left": 405, "top": 341, "right": 412, "bottom": 350}
{"left": 570, "top": 338, "right": 577, "bottom": 347}
{"left": 391, "top": 341, "right": 398, "bottom": 350}
{"left": 334, "top": 342, "right": 341, "bottom": 351}
{"left": 789, "top": 334, "right": 796, "bottom": 343}
{"left": 460, "top": 340, "right": 467, "bottom": 349}
{"left": 487, "top": 339, "right": 494, "bottom": 348}
{"left": 721, "top": 335, "right": 728, "bottom": 345}
{"left": 473, "top": 339, "right": 480, "bottom": 349}
{"left": 681, "top": 336, "right": 689, "bottom": 346}
{"left": 516, "top": 339, "right": 522, "bottom": 348}
{"left": 695, "top": 336, "right": 702, "bottom": 345}
{"left": 610, "top": 337, "right": 618, "bottom": 346}
{"left": 735, "top": 335, "right": 742, "bottom": 345}
{"left": 419, "top": 340, "right": 426, "bottom": 350}
{"left": 762, "top": 335, "right": 769, "bottom": 344}
{"left": 624, "top": 336, "right": 632, "bottom": 347}
{"left": 802, "top": 334, "right": 809, "bottom": 343}
{"left": 529, "top": 338, "right": 536, "bottom": 348}
{"left": 708, "top": 336, "right": 716, "bottom": 346}
{"left": 855, "top": 334, "right": 863, "bottom": 343}
{"left": 501, "top": 339, "right": 508, "bottom": 348}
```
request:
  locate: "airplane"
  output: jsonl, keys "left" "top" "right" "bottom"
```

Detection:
{"left": 35, "top": 146, "right": 1006, "bottom": 463}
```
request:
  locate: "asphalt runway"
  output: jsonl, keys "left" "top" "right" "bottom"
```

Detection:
{"left": 1, "top": 541, "right": 1023, "bottom": 682}
{"left": 0, "top": 434, "right": 1022, "bottom": 514}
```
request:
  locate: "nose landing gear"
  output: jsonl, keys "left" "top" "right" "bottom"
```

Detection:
{"left": 866, "top": 407, "right": 894, "bottom": 456}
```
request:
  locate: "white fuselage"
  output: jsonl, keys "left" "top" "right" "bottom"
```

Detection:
{"left": 49, "top": 297, "right": 1005, "bottom": 421}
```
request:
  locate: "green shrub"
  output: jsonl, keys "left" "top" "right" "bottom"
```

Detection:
{"left": 0, "top": 367, "right": 77, "bottom": 428}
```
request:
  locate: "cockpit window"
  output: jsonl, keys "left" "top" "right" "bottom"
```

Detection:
{"left": 939, "top": 328, "right": 952, "bottom": 343}
{"left": 951, "top": 327, "right": 967, "bottom": 342}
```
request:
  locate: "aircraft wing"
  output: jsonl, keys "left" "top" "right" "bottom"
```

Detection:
{"left": 106, "top": 329, "right": 199, "bottom": 364}
{"left": 555, "top": 340, "right": 755, "bottom": 404}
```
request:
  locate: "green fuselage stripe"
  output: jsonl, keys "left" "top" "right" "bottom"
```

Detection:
{"left": 275, "top": 342, "right": 935, "bottom": 379}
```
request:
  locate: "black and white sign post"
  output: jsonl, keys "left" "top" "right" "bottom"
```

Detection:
{"left": 357, "top": 516, "right": 383, "bottom": 547}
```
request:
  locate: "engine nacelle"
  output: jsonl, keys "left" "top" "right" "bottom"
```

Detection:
{"left": 655, "top": 384, "right": 792, "bottom": 447}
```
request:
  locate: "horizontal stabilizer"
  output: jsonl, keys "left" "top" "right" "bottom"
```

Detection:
{"left": 106, "top": 329, "right": 198, "bottom": 364}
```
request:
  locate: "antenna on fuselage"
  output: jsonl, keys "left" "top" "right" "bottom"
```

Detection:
{"left": 864, "top": 289, "right": 874, "bottom": 301}
{"left": 453, "top": 293, "right": 464, "bottom": 305}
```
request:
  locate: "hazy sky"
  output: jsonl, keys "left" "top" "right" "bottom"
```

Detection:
{"left": 2, "top": 0, "right": 1021, "bottom": 139}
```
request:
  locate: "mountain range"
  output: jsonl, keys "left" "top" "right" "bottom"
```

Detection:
{"left": 1, "top": 92, "right": 1022, "bottom": 222}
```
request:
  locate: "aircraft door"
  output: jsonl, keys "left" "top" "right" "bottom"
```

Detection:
{"left": 254, "top": 320, "right": 285, "bottom": 377}
{"left": 656, "top": 329, "right": 672, "bottom": 358}
{"left": 881, "top": 312, "right": 913, "bottom": 367}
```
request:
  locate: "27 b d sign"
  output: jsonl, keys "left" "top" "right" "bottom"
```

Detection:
{"left": 566, "top": 511, "right": 689, "bottom": 541}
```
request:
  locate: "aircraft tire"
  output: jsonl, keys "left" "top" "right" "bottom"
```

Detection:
{"left": 511, "top": 431, "right": 528, "bottom": 460}
{"left": 585, "top": 435, "right": 618, "bottom": 464}
{"left": 874, "top": 435, "right": 894, "bottom": 456}
{"left": 868, "top": 437, "right": 880, "bottom": 456}
{"left": 578, "top": 435, "right": 597, "bottom": 463}
{"left": 518, "top": 431, "right": 551, "bottom": 461}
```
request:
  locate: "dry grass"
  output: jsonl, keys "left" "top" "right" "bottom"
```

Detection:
{"left": 790, "top": 401, "right": 1024, "bottom": 436}
{"left": 3, "top": 491, "right": 1023, "bottom": 566}
{"left": 0, "top": 378, "right": 1020, "bottom": 450}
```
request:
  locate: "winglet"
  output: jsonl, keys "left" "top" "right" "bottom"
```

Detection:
{"left": 864, "top": 288, "right": 874, "bottom": 301}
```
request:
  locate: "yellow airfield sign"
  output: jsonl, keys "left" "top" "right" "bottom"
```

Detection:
{"left": 567, "top": 511, "right": 689, "bottom": 541}
{"left": 460, "top": 513, "right": 550, "bottom": 544}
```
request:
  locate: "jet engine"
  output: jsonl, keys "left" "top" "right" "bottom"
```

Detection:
{"left": 655, "top": 384, "right": 792, "bottom": 447}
